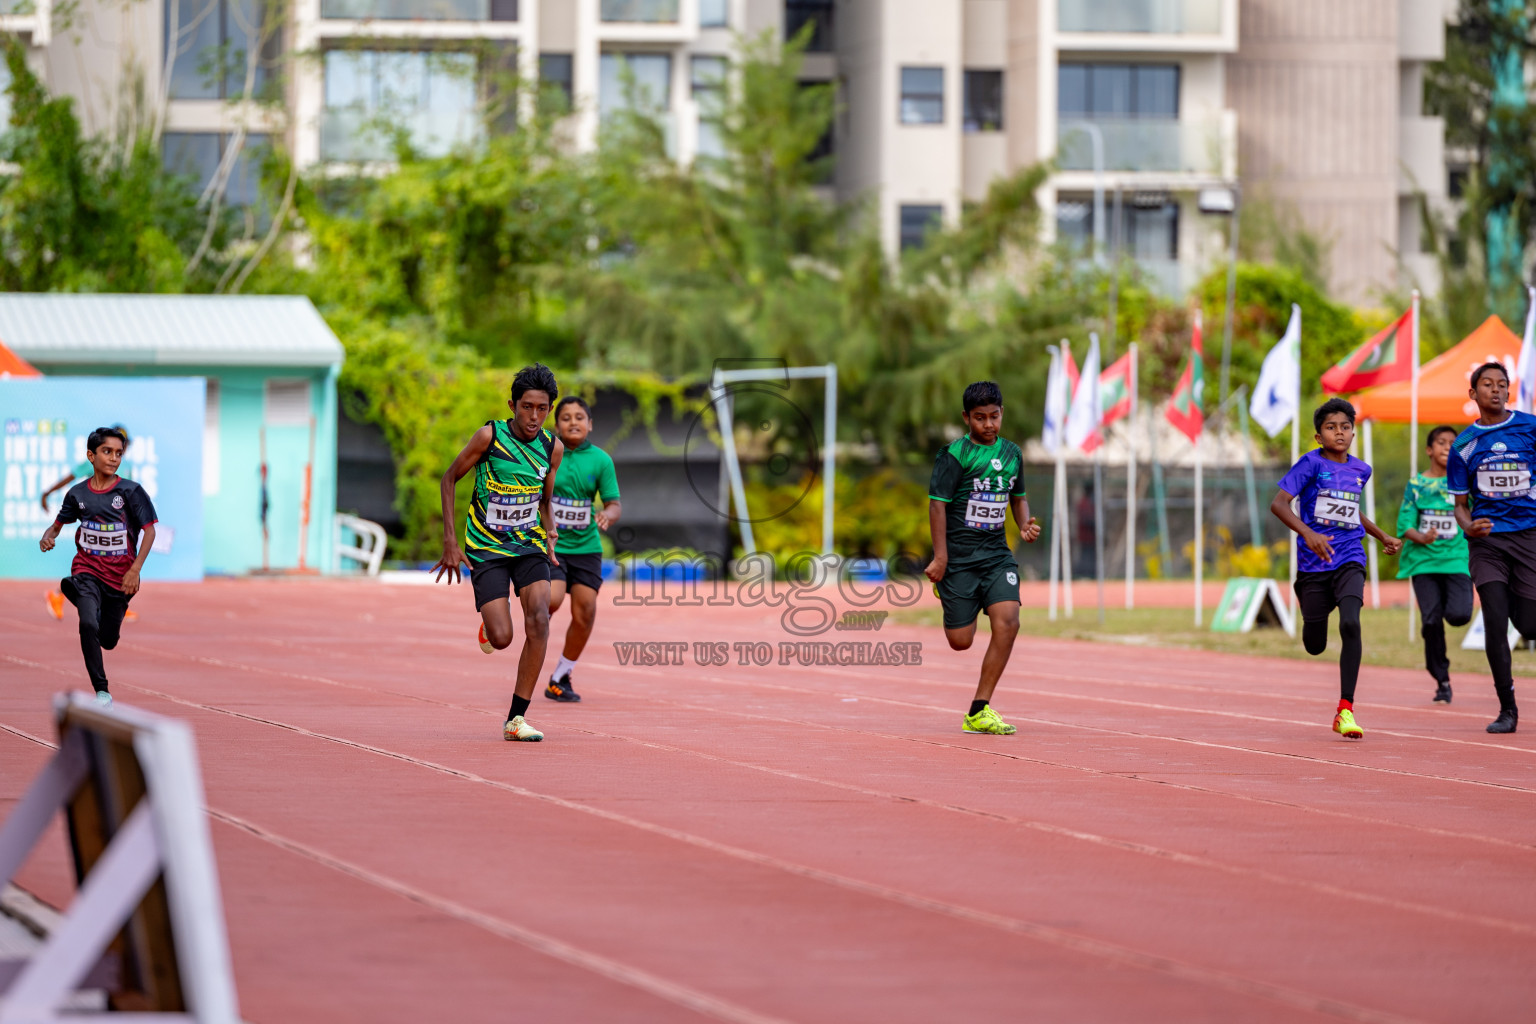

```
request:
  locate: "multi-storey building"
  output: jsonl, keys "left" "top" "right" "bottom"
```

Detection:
{"left": 4, "top": 0, "right": 1458, "bottom": 302}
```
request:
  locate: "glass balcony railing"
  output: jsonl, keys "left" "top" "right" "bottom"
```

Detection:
{"left": 1057, "top": 117, "right": 1228, "bottom": 175}
{"left": 321, "top": 0, "right": 513, "bottom": 20}
{"left": 1057, "top": 0, "right": 1221, "bottom": 35}
{"left": 320, "top": 108, "right": 481, "bottom": 163}
{"left": 601, "top": 0, "right": 680, "bottom": 23}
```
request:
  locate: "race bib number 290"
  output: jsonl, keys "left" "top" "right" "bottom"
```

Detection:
{"left": 1477, "top": 461, "right": 1531, "bottom": 499}
{"left": 487, "top": 494, "right": 539, "bottom": 532}
{"left": 965, "top": 492, "right": 1008, "bottom": 530}
{"left": 1418, "top": 511, "right": 1458, "bottom": 538}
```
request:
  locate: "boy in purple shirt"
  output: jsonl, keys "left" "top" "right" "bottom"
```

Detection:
{"left": 1270, "top": 399, "right": 1402, "bottom": 739}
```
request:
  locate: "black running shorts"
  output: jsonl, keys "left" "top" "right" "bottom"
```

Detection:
{"left": 470, "top": 554, "right": 551, "bottom": 611}
{"left": 936, "top": 557, "right": 1021, "bottom": 630}
{"left": 1468, "top": 527, "right": 1536, "bottom": 600}
{"left": 1293, "top": 561, "right": 1366, "bottom": 623}
{"left": 550, "top": 551, "right": 604, "bottom": 592}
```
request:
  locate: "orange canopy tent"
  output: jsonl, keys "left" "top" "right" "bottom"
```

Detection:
{"left": 1351, "top": 315, "right": 1521, "bottom": 424}
{"left": 0, "top": 335, "right": 40, "bottom": 378}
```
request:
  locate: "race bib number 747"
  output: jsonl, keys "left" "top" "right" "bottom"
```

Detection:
{"left": 1313, "top": 491, "right": 1361, "bottom": 527}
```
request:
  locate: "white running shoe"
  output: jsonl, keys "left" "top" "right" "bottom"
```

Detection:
{"left": 503, "top": 715, "right": 543, "bottom": 742}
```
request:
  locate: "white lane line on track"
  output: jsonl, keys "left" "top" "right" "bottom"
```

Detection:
{"left": 81, "top": 680, "right": 1430, "bottom": 1024}
{"left": 0, "top": 668, "right": 788, "bottom": 1024}
{"left": 547, "top": 712, "right": 1536, "bottom": 938}
{"left": 7, "top": 640, "right": 1532, "bottom": 854}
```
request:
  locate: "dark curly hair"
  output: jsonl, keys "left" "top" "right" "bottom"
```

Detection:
{"left": 511, "top": 363, "right": 559, "bottom": 405}
{"left": 962, "top": 381, "right": 1003, "bottom": 413}
{"left": 1312, "top": 397, "right": 1356, "bottom": 433}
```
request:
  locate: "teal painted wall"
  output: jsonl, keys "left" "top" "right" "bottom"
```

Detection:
{"left": 31, "top": 362, "right": 340, "bottom": 575}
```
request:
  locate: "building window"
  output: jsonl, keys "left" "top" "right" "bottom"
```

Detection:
{"left": 900, "top": 67, "right": 943, "bottom": 125}
{"left": 692, "top": 56, "right": 727, "bottom": 158}
{"left": 785, "top": 0, "right": 833, "bottom": 52}
{"left": 162, "top": 132, "right": 270, "bottom": 209}
{"left": 963, "top": 70, "right": 1003, "bottom": 133}
{"left": 540, "top": 53, "right": 573, "bottom": 112}
{"left": 899, "top": 204, "right": 943, "bottom": 251}
{"left": 801, "top": 79, "right": 834, "bottom": 179}
{"left": 321, "top": 0, "right": 511, "bottom": 18}
{"left": 600, "top": 0, "right": 679, "bottom": 22}
{"left": 165, "top": 0, "right": 278, "bottom": 101}
{"left": 1055, "top": 193, "right": 1179, "bottom": 260}
{"left": 321, "top": 50, "right": 480, "bottom": 161}
{"left": 599, "top": 52, "right": 672, "bottom": 120}
{"left": 1058, "top": 63, "right": 1178, "bottom": 119}
{"left": 700, "top": 0, "right": 728, "bottom": 27}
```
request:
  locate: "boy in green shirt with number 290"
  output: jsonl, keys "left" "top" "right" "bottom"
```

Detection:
{"left": 1397, "top": 425, "right": 1473, "bottom": 704}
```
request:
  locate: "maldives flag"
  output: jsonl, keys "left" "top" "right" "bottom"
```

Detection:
{"left": 1081, "top": 353, "right": 1132, "bottom": 453}
{"left": 1165, "top": 313, "right": 1205, "bottom": 443}
{"left": 1100, "top": 354, "right": 1133, "bottom": 425}
{"left": 1321, "top": 307, "right": 1413, "bottom": 393}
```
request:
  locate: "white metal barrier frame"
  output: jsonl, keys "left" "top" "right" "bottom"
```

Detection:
{"left": 712, "top": 364, "right": 837, "bottom": 557}
{"left": 0, "top": 694, "right": 241, "bottom": 1023}
{"left": 335, "top": 513, "right": 388, "bottom": 576}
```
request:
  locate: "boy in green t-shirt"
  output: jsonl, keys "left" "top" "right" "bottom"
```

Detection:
{"left": 545, "top": 397, "right": 621, "bottom": 702}
{"left": 1397, "top": 425, "right": 1473, "bottom": 704}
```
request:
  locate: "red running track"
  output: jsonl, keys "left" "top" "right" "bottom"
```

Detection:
{"left": 1, "top": 578, "right": 1533, "bottom": 1023}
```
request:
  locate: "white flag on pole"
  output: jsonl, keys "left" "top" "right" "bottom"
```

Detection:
{"left": 1043, "top": 345, "right": 1072, "bottom": 452}
{"left": 1066, "top": 333, "right": 1103, "bottom": 451}
{"left": 1517, "top": 286, "right": 1536, "bottom": 414}
{"left": 1251, "top": 304, "right": 1302, "bottom": 438}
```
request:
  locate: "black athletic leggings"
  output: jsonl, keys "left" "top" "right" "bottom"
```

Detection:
{"left": 1474, "top": 581, "right": 1535, "bottom": 711}
{"left": 1412, "top": 574, "right": 1475, "bottom": 684}
{"left": 1302, "top": 598, "right": 1362, "bottom": 703}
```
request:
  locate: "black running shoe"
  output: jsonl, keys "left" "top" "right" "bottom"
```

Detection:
{"left": 545, "top": 676, "right": 582, "bottom": 702}
{"left": 1433, "top": 681, "right": 1453, "bottom": 704}
{"left": 1487, "top": 708, "right": 1518, "bottom": 734}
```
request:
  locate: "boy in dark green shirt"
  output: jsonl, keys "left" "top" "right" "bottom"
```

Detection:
{"left": 545, "top": 396, "right": 621, "bottom": 702}
{"left": 1397, "top": 425, "right": 1473, "bottom": 703}
{"left": 926, "top": 381, "right": 1040, "bottom": 735}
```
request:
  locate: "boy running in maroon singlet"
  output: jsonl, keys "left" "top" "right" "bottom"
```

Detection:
{"left": 38, "top": 426, "right": 157, "bottom": 707}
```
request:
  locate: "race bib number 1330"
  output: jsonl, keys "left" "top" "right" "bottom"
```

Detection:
{"left": 965, "top": 493, "right": 1008, "bottom": 530}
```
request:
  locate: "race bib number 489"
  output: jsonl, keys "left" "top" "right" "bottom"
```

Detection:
{"left": 78, "top": 520, "right": 130, "bottom": 556}
{"left": 1313, "top": 490, "right": 1361, "bottom": 527}
{"left": 487, "top": 493, "right": 539, "bottom": 532}
{"left": 1477, "top": 461, "right": 1531, "bottom": 499}
{"left": 965, "top": 492, "right": 1008, "bottom": 531}
{"left": 552, "top": 496, "right": 592, "bottom": 530}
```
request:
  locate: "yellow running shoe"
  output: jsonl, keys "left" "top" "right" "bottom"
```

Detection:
{"left": 478, "top": 623, "right": 495, "bottom": 654}
{"left": 963, "top": 705, "right": 1017, "bottom": 735}
{"left": 503, "top": 715, "right": 543, "bottom": 742}
{"left": 1333, "top": 708, "right": 1364, "bottom": 739}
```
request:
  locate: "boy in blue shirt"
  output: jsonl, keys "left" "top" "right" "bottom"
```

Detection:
{"left": 1448, "top": 361, "right": 1536, "bottom": 734}
{"left": 1270, "top": 399, "right": 1402, "bottom": 739}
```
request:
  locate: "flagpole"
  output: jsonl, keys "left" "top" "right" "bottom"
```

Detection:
{"left": 1194, "top": 428, "right": 1204, "bottom": 626}
{"left": 1364, "top": 417, "right": 1379, "bottom": 609}
{"left": 1059, "top": 456, "right": 1074, "bottom": 617}
{"left": 1046, "top": 347, "right": 1061, "bottom": 622}
{"left": 1126, "top": 342, "right": 1138, "bottom": 610}
{"left": 1408, "top": 290, "right": 1421, "bottom": 642}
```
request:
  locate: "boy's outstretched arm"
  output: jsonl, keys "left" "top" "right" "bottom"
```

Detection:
{"left": 1361, "top": 514, "right": 1402, "bottom": 556}
{"left": 432, "top": 426, "right": 494, "bottom": 583}
{"left": 1270, "top": 488, "right": 1335, "bottom": 565}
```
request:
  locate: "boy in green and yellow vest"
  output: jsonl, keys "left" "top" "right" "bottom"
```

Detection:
{"left": 1397, "top": 425, "right": 1473, "bottom": 704}
{"left": 544, "top": 396, "right": 621, "bottom": 703}
{"left": 432, "top": 364, "right": 564, "bottom": 742}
